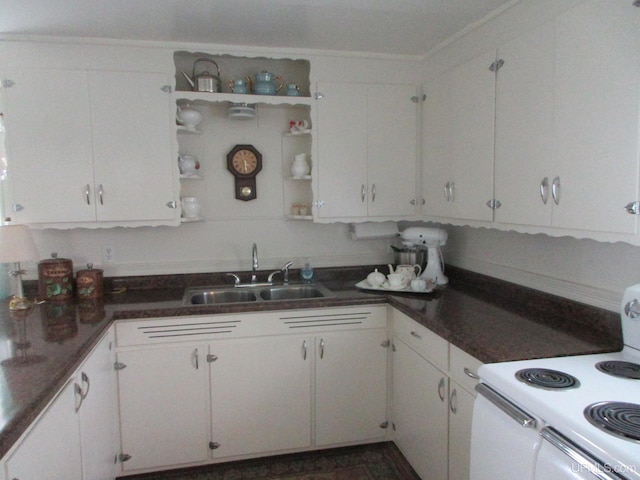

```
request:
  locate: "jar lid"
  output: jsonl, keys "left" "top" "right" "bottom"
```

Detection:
{"left": 39, "top": 253, "right": 72, "bottom": 265}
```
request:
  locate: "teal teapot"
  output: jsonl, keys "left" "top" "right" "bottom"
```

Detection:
{"left": 253, "top": 71, "right": 284, "bottom": 95}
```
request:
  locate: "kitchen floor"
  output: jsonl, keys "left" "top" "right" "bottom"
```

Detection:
{"left": 120, "top": 442, "right": 421, "bottom": 480}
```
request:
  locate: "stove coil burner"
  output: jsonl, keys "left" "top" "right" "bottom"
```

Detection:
{"left": 595, "top": 360, "right": 640, "bottom": 380}
{"left": 515, "top": 368, "right": 580, "bottom": 390}
{"left": 585, "top": 402, "right": 640, "bottom": 442}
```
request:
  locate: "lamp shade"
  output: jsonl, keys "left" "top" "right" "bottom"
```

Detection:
{"left": 0, "top": 225, "right": 40, "bottom": 263}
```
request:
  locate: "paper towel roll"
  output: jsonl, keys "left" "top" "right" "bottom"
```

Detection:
{"left": 349, "top": 222, "right": 398, "bottom": 240}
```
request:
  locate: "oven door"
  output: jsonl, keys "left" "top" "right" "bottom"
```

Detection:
{"left": 535, "top": 427, "right": 629, "bottom": 480}
{"left": 470, "top": 384, "right": 541, "bottom": 480}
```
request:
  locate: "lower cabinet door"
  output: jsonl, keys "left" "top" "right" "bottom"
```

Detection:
{"left": 209, "top": 336, "right": 312, "bottom": 458}
{"left": 315, "top": 329, "right": 388, "bottom": 446}
{"left": 6, "top": 380, "right": 83, "bottom": 480}
{"left": 78, "top": 329, "right": 120, "bottom": 480}
{"left": 117, "top": 345, "right": 210, "bottom": 471}
{"left": 448, "top": 382, "right": 476, "bottom": 480}
{"left": 392, "top": 337, "right": 448, "bottom": 480}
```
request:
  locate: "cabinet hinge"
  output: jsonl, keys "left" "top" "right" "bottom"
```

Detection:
{"left": 206, "top": 354, "right": 218, "bottom": 363}
{"left": 113, "top": 361, "right": 127, "bottom": 371}
{"left": 313, "top": 200, "right": 325, "bottom": 208}
{"left": 379, "top": 421, "right": 389, "bottom": 429}
{"left": 161, "top": 85, "right": 172, "bottom": 93}
{"left": 486, "top": 199, "right": 502, "bottom": 210}
{"left": 209, "top": 441, "right": 221, "bottom": 450}
{"left": 410, "top": 94, "right": 426, "bottom": 103}
{"left": 391, "top": 342, "right": 396, "bottom": 352}
{"left": 380, "top": 339, "right": 391, "bottom": 348}
{"left": 166, "top": 200, "right": 178, "bottom": 209}
{"left": 392, "top": 422, "right": 397, "bottom": 431}
{"left": 2, "top": 79, "right": 14, "bottom": 88}
{"left": 314, "top": 92, "right": 324, "bottom": 100}
{"left": 624, "top": 201, "right": 640, "bottom": 215}
{"left": 119, "top": 453, "right": 132, "bottom": 463}
{"left": 489, "top": 59, "right": 505, "bottom": 72}
{"left": 11, "top": 204, "right": 24, "bottom": 212}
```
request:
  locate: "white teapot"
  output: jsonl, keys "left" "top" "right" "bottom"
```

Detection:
{"left": 388, "top": 264, "right": 422, "bottom": 281}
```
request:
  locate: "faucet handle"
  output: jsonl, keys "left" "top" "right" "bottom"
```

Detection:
{"left": 226, "top": 273, "right": 241, "bottom": 286}
{"left": 281, "top": 261, "right": 294, "bottom": 284}
{"left": 267, "top": 270, "right": 281, "bottom": 283}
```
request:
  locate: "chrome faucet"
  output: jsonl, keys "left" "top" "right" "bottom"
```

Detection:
{"left": 268, "top": 261, "right": 294, "bottom": 284}
{"left": 251, "top": 243, "right": 259, "bottom": 283}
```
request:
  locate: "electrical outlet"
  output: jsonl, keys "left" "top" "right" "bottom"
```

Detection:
{"left": 103, "top": 246, "right": 115, "bottom": 264}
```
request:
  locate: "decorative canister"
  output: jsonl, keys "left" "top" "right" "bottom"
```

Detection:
{"left": 76, "top": 263, "right": 104, "bottom": 299}
{"left": 40, "top": 301, "right": 77, "bottom": 343}
{"left": 38, "top": 254, "right": 73, "bottom": 301}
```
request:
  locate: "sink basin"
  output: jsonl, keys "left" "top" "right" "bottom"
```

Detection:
{"left": 182, "top": 283, "right": 334, "bottom": 306}
{"left": 185, "top": 288, "right": 257, "bottom": 305}
{"left": 259, "top": 285, "right": 331, "bottom": 301}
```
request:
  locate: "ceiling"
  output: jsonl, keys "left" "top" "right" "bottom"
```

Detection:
{"left": 0, "top": 0, "right": 516, "bottom": 56}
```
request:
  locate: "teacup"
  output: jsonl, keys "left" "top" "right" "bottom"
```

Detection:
{"left": 387, "top": 273, "right": 407, "bottom": 288}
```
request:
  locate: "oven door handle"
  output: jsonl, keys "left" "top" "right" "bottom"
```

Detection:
{"left": 475, "top": 383, "right": 537, "bottom": 428}
{"left": 540, "top": 427, "right": 628, "bottom": 480}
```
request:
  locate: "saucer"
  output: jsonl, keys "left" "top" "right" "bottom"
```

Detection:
{"left": 382, "top": 281, "right": 408, "bottom": 291}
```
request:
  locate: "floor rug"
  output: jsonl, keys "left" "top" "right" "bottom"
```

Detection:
{"left": 121, "top": 442, "right": 420, "bottom": 480}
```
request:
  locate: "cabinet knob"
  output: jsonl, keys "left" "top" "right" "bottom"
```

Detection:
{"left": 119, "top": 453, "right": 132, "bottom": 462}
{"left": 166, "top": 201, "right": 178, "bottom": 209}
{"left": 624, "top": 201, "right": 640, "bottom": 215}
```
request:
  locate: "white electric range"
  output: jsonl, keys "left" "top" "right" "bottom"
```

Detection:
{"left": 470, "top": 284, "right": 640, "bottom": 480}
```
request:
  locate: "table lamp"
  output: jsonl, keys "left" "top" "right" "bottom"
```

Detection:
{"left": 0, "top": 225, "right": 40, "bottom": 310}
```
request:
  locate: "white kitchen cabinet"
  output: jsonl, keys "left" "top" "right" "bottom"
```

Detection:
{"left": 447, "top": 345, "right": 482, "bottom": 480}
{"left": 392, "top": 337, "right": 448, "bottom": 480}
{"left": 549, "top": 0, "right": 640, "bottom": 234}
{"left": 315, "top": 328, "right": 389, "bottom": 446}
{"left": 5, "top": 379, "right": 83, "bottom": 480}
{"left": 4, "top": 327, "right": 118, "bottom": 480}
{"left": 315, "top": 81, "right": 418, "bottom": 220}
{"left": 2, "top": 68, "right": 178, "bottom": 227}
{"left": 209, "top": 335, "right": 312, "bottom": 458}
{"left": 116, "top": 344, "right": 210, "bottom": 471}
{"left": 423, "top": 51, "right": 496, "bottom": 222}
{"left": 492, "top": 22, "right": 555, "bottom": 227}
{"left": 77, "top": 328, "right": 120, "bottom": 480}
{"left": 114, "top": 305, "right": 388, "bottom": 473}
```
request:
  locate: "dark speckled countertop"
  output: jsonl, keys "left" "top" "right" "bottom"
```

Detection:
{"left": 0, "top": 265, "right": 622, "bottom": 459}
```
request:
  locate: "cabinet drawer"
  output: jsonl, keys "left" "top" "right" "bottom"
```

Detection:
{"left": 115, "top": 306, "right": 388, "bottom": 347}
{"left": 115, "top": 313, "right": 263, "bottom": 346}
{"left": 449, "top": 344, "right": 483, "bottom": 394}
{"left": 392, "top": 308, "right": 448, "bottom": 371}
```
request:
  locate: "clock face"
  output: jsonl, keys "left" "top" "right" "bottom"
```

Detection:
{"left": 231, "top": 149, "right": 258, "bottom": 175}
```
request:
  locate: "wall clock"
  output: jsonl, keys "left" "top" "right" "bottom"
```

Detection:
{"left": 226, "top": 144, "right": 262, "bottom": 201}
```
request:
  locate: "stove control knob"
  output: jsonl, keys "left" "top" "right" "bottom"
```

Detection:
{"left": 624, "top": 299, "right": 640, "bottom": 318}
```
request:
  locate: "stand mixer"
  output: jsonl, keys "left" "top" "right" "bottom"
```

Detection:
{"left": 400, "top": 227, "right": 448, "bottom": 285}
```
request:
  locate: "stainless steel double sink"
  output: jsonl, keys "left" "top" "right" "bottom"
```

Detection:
{"left": 182, "top": 282, "right": 335, "bottom": 306}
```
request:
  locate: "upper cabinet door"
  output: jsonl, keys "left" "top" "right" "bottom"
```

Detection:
{"left": 315, "top": 82, "right": 369, "bottom": 219}
{"left": 367, "top": 84, "right": 418, "bottom": 217}
{"left": 89, "top": 71, "right": 176, "bottom": 223}
{"left": 423, "top": 50, "right": 496, "bottom": 222}
{"left": 493, "top": 22, "right": 555, "bottom": 227}
{"left": 3, "top": 69, "right": 96, "bottom": 223}
{"left": 551, "top": 0, "right": 640, "bottom": 234}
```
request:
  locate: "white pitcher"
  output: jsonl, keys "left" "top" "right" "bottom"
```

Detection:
{"left": 291, "top": 153, "right": 310, "bottom": 178}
